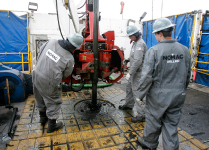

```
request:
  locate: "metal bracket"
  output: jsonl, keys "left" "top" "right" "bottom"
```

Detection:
{"left": 7, "top": 11, "right": 10, "bottom": 18}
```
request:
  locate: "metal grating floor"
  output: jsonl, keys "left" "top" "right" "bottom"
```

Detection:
{"left": 6, "top": 88, "right": 209, "bottom": 150}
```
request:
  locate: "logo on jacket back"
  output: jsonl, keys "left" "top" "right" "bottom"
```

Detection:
{"left": 46, "top": 49, "right": 60, "bottom": 63}
{"left": 163, "top": 54, "right": 183, "bottom": 63}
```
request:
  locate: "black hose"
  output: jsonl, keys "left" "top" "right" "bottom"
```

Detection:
{"left": 77, "top": 0, "right": 87, "bottom": 10}
{"left": 79, "top": 13, "right": 86, "bottom": 18}
{"left": 56, "top": 0, "right": 65, "bottom": 40}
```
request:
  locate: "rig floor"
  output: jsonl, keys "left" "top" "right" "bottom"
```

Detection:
{"left": 0, "top": 76, "right": 209, "bottom": 150}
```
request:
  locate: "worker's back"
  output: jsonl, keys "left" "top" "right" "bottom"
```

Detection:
{"left": 150, "top": 39, "right": 191, "bottom": 90}
{"left": 33, "top": 39, "right": 74, "bottom": 97}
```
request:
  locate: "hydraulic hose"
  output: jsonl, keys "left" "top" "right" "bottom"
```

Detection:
{"left": 72, "top": 76, "right": 114, "bottom": 88}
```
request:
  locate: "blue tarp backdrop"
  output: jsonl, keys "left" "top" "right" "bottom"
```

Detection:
{"left": 143, "top": 12, "right": 209, "bottom": 87}
{"left": 0, "top": 11, "right": 28, "bottom": 71}
{"left": 195, "top": 14, "right": 209, "bottom": 87}
{"left": 142, "top": 12, "right": 195, "bottom": 49}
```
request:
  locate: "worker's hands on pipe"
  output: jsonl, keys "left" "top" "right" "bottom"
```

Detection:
{"left": 136, "top": 98, "right": 145, "bottom": 105}
{"left": 126, "top": 73, "right": 131, "bottom": 80}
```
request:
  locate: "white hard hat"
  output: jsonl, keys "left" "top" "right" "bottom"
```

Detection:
{"left": 67, "top": 33, "right": 83, "bottom": 48}
{"left": 152, "top": 18, "right": 175, "bottom": 33}
{"left": 127, "top": 25, "right": 139, "bottom": 36}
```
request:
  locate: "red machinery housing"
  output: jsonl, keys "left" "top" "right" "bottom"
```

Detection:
{"left": 62, "top": 4, "right": 124, "bottom": 85}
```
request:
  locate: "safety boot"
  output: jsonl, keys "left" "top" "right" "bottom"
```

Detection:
{"left": 47, "top": 119, "right": 63, "bottom": 133}
{"left": 39, "top": 111, "right": 48, "bottom": 125}
{"left": 138, "top": 136, "right": 157, "bottom": 150}
{"left": 131, "top": 116, "right": 145, "bottom": 123}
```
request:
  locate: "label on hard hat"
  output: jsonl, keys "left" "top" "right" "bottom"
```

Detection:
{"left": 46, "top": 49, "right": 60, "bottom": 63}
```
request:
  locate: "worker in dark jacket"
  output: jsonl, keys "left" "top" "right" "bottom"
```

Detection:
{"left": 136, "top": 18, "right": 191, "bottom": 150}
{"left": 32, "top": 33, "right": 83, "bottom": 133}
{"left": 119, "top": 25, "right": 148, "bottom": 123}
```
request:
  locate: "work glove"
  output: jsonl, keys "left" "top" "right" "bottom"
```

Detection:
{"left": 136, "top": 98, "right": 145, "bottom": 105}
{"left": 62, "top": 83, "right": 72, "bottom": 92}
{"left": 126, "top": 73, "right": 131, "bottom": 80}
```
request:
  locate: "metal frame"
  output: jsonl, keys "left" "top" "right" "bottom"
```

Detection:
{"left": 143, "top": 11, "right": 196, "bottom": 22}
{"left": 0, "top": 10, "right": 31, "bottom": 73}
{"left": 192, "top": 11, "right": 209, "bottom": 76}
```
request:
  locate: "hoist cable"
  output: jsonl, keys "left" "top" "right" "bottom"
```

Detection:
{"left": 56, "top": 0, "right": 65, "bottom": 40}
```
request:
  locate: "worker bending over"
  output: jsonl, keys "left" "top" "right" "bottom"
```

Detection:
{"left": 32, "top": 33, "right": 83, "bottom": 133}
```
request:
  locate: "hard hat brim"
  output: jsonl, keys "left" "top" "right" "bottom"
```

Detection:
{"left": 127, "top": 29, "right": 139, "bottom": 36}
{"left": 68, "top": 34, "right": 80, "bottom": 48}
{"left": 152, "top": 24, "right": 175, "bottom": 33}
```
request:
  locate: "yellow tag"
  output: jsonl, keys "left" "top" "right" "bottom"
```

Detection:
{"left": 83, "top": 56, "right": 86, "bottom": 60}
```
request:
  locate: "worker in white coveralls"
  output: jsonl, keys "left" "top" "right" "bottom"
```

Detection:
{"left": 32, "top": 33, "right": 83, "bottom": 133}
{"left": 136, "top": 18, "right": 191, "bottom": 150}
{"left": 119, "top": 25, "right": 148, "bottom": 123}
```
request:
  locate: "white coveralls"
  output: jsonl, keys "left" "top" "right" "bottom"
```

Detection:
{"left": 124, "top": 37, "right": 148, "bottom": 118}
{"left": 137, "top": 39, "right": 191, "bottom": 149}
{"left": 32, "top": 39, "right": 74, "bottom": 120}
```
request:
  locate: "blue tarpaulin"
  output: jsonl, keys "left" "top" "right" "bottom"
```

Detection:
{"left": 142, "top": 12, "right": 195, "bottom": 49}
{"left": 195, "top": 13, "right": 209, "bottom": 87}
{"left": 0, "top": 11, "right": 28, "bottom": 71}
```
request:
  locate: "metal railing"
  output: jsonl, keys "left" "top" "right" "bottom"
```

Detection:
{"left": 0, "top": 10, "right": 31, "bottom": 73}
{"left": 192, "top": 12, "right": 209, "bottom": 76}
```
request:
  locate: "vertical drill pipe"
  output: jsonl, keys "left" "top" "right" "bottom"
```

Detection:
{"left": 92, "top": 0, "right": 99, "bottom": 106}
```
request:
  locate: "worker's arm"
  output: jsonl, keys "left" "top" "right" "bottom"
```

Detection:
{"left": 185, "top": 48, "right": 191, "bottom": 88}
{"left": 136, "top": 47, "right": 155, "bottom": 99}
{"left": 129, "top": 41, "right": 146, "bottom": 75}
{"left": 63, "top": 61, "right": 74, "bottom": 79}
{"left": 36, "top": 41, "right": 49, "bottom": 63}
